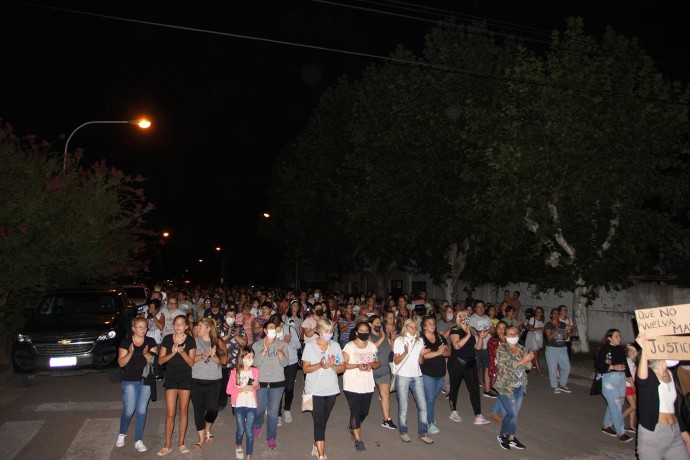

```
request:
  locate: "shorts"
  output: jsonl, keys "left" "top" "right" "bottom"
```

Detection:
{"left": 475, "top": 348, "right": 490, "bottom": 368}
{"left": 625, "top": 385, "right": 635, "bottom": 397}
{"left": 374, "top": 371, "right": 390, "bottom": 385}
{"left": 164, "top": 370, "right": 192, "bottom": 390}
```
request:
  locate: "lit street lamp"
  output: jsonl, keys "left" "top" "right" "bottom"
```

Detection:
{"left": 63, "top": 119, "right": 151, "bottom": 172}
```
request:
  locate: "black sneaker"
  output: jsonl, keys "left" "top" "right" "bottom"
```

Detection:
{"left": 619, "top": 434, "right": 633, "bottom": 443}
{"left": 601, "top": 426, "right": 617, "bottom": 437}
{"left": 497, "top": 434, "right": 511, "bottom": 450}
{"left": 484, "top": 390, "right": 498, "bottom": 398}
{"left": 354, "top": 440, "right": 366, "bottom": 452}
{"left": 381, "top": 419, "right": 397, "bottom": 430}
{"left": 509, "top": 437, "right": 526, "bottom": 449}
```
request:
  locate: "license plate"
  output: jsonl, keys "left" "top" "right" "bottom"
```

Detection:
{"left": 49, "top": 357, "right": 77, "bottom": 367}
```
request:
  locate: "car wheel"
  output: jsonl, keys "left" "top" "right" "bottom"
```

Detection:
{"left": 11, "top": 372, "right": 30, "bottom": 387}
{"left": 105, "top": 368, "right": 122, "bottom": 384}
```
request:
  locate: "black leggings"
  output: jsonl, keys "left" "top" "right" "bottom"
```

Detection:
{"left": 448, "top": 361, "right": 481, "bottom": 415}
{"left": 191, "top": 378, "right": 221, "bottom": 431}
{"left": 281, "top": 363, "right": 299, "bottom": 413}
{"left": 219, "top": 367, "right": 231, "bottom": 407}
{"left": 311, "top": 394, "right": 338, "bottom": 442}
{"left": 344, "top": 391, "right": 372, "bottom": 429}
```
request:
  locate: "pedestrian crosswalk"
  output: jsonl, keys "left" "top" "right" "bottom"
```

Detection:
{"left": 0, "top": 421, "right": 44, "bottom": 460}
{"left": 64, "top": 418, "right": 119, "bottom": 460}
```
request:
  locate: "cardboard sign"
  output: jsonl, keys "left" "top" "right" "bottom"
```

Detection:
{"left": 635, "top": 304, "right": 690, "bottom": 337}
{"left": 644, "top": 335, "right": 690, "bottom": 360}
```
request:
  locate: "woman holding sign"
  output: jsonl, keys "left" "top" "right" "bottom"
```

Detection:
{"left": 635, "top": 332, "right": 690, "bottom": 459}
{"left": 595, "top": 329, "right": 633, "bottom": 442}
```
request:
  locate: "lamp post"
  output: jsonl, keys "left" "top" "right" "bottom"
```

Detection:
{"left": 63, "top": 119, "right": 151, "bottom": 172}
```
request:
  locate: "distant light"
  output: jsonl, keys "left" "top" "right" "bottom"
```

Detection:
{"left": 215, "top": 246, "right": 222, "bottom": 252}
{"left": 162, "top": 231, "right": 170, "bottom": 238}
{"left": 198, "top": 259, "right": 203, "bottom": 263}
{"left": 262, "top": 212, "right": 271, "bottom": 218}
{"left": 137, "top": 119, "right": 152, "bottom": 129}
{"left": 184, "top": 280, "right": 190, "bottom": 284}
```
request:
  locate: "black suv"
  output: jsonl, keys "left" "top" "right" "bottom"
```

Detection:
{"left": 11, "top": 286, "right": 136, "bottom": 386}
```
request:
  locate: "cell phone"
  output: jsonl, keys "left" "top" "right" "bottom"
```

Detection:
{"left": 247, "top": 378, "right": 255, "bottom": 386}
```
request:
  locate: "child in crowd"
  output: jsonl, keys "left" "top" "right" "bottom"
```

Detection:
{"left": 623, "top": 343, "right": 638, "bottom": 432}
{"left": 227, "top": 347, "right": 260, "bottom": 460}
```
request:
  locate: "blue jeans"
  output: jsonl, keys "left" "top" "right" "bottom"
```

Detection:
{"left": 491, "top": 397, "right": 507, "bottom": 418}
{"left": 602, "top": 372, "right": 626, "bottom": 435}
{"left": 396, "top": 375, "right": 427, "bottom": 436}
{"left": 545, "top": 346, "right": 570, "bottom": 389}
{"left": 255, "top": 386, "right": 284, "bottom": 441}
{"left": 422, "top": 374, "right": 443, "bottom": 425}
{"left": 235, "top": 406, "right": 257, "bottom": 455}
{"left": 497, "top": 386, "right": 524, "bottom": 437}
{"left": 119, "top": 380, "right": 151, "bottom": 441}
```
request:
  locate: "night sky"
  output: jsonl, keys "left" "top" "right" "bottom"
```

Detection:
{"left": 2, "top": 0, "right": 689, "bottom": 284}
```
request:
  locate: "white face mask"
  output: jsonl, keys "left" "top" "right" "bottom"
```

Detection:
{"left": 243, "top": 358, "right": 254, "bottom": 367}
{"left": 314, "top": 293, "right": 320, "bottom": 299}
{"left": 266, "top": 329, "right": 277, "bottom": 339}
{"left": 226, "top": 317, "right": 235, "bottom": 325}
{"left": 446, "top": 313, "right": 454, "bottom": 321}
{"left": 665, "top": 360, "right": 680, "bottom": 368}
{"left": 506, "top": 337, "right": 520, "bottom": 345}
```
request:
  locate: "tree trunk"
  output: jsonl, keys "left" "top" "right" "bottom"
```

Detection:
{"left": 439, "top": 241, "right": 468, "bottom": 303}
{"left": 571, "top": 280, "right": 590, "bottom": 353}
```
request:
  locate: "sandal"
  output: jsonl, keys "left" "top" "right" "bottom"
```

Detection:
{"left": 157, "top": 447, "right": 172, "bottom": 457}
{"left": 179, "top": 444, "right": 190, "bottom": 454}
{"left": 193, "top": 442, "right": 203, "bottom": 450}
{"left": 205, "top": 432, "right": 215, "bottom": 444}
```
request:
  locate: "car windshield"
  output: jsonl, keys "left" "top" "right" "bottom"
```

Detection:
{"left": 124, "top": 287, "right": 146, "bottom": 299}
{"left": 38, "top": 293, "right": 119, "bottom": 316}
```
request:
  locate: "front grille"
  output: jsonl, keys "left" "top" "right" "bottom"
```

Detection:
{"left": 31, "top": 332, "right": 99, "bottom": 342}
{"left": 34, "top": 342, "right": 94, "bottom": 356}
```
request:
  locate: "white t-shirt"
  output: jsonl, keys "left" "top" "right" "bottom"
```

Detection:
{"left": 162, "top": 308, "right": 187, "bottom": 336}
{"left": 393, "top": 335, "right": 423, "bottom": 378}
{"left": 235, "top": 370, "right": 257, "bottom": 408}
{"left": 343, "top": 341, "right": 378, "bottom": 393}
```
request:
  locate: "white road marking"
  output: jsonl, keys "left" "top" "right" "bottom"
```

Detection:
{"left": 63, "top": 418, "right": 118, "bottom": 459}
{"left": 33, "top": 401, "right": 122, "bottom": 411}
{"left": 0, "top": 420, "right": 44, "bottom": 460}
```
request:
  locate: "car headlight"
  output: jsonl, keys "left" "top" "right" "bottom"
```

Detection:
{"left": 16, "top": 333, "right": 32, "bottom": 343}
{"left": 97, "top": 330, "right": 117, "bottom": 341}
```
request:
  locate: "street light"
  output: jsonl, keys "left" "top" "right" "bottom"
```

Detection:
{"left": 63, "top": 118, "right": 152, "bottom": 172}
{"left": 262, "top": 212, "right": 271, "bottom": 218}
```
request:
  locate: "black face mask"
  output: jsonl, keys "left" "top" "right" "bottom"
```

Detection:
{"left": 357, "top": 332, "right": 370, "bottom": 341}
{"left": 373, "top": 326, "right": 381, "bottom": 332}
{"left": 315, "top": 309, "right": 323, "bottom": 315}
{"left": 415, "top": 307, "right": 426, "bottom": 315}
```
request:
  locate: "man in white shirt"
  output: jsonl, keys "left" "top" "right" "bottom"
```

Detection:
{"left": 468, "top": 301, "right": 497, "bottom": 398}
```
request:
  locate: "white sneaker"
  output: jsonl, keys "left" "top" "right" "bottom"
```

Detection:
{"left": 284, "top": 410, "right": 292, "bottom": 423}
{"left": 449, "top": 411, "right": 462, "bottom": 422}
{"left": 473, "top": 414, "right": 490, "bottom": 425}
{"left": 277, "top": 416, "right": 283, "bottom": 426}
{"left": 134, "top": 440, "right": 147, "bottom": 452}
{"left": 116, "top": 434, "right": 126, "bottom": 447}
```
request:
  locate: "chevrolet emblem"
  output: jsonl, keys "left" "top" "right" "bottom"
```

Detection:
{"left": 57, "top": 339, "right": 71, "bottom": 344}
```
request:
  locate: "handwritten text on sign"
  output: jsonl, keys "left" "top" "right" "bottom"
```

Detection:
{"left": 635, "top": 304, "right": 690, "bottom": 337}
{"left": 644, "top": 336, "right": 690, "bottom": 360}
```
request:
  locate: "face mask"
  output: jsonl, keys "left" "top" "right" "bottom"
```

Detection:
{"left": 394, "top": 311, "right": 399, "bottom": 317}
{"left": 321, "top": 333, "right": 333, "bottom": 342}
{"left": 314, "top": 293, "right": 320, "bottom": 299}
{"left": 360, "top": 297, "right": 365, "bottom": 302}
{"left": 315, "top": 309, "right": 323, "bottom": 315}
{"left": 374, "top": 326, "right": 381, "bottom": 332}
{"left": 266, "top": 329, "right": 277, "bottom": 339}
{"left": 226, "top": 317, "right": 235, "bottom": 325}
{"left": 357, "top": 332, "right": 370, "bottom": 341}
{"left": 243, "top": 358, "right": 254, "bottom": 367}
{"left": 446, "top": 313, "right": 454, "bottom": 321}
{"left": 506, "top": 337, "right": 520, "bottom": 345}
{"left": 665, "top": 360, "right": 680, "bottom": 368}
{"left": 415, "top": 307, "right": 426, "bottom": 315}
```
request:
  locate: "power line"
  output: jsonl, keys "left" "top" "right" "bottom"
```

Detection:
{"left": 5, "top": 0, "right": 686, "bottom": 107}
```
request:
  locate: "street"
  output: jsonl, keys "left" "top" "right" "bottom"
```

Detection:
{"left": 0, "top": 365, "right": 634, "bottom": 459}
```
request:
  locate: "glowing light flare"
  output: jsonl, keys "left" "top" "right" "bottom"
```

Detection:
{"left": 262, "top": 212, "right": 271, "bottom": 218}
{"left": 137, "top": 119, "right": 151, "bottom": 129}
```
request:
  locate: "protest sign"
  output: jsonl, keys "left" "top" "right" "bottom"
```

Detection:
{"left": 635, "top": 304, "right": 690, "bottom": 337}
{"left": 643, "top": 335, "right": 690, "bottom": 360}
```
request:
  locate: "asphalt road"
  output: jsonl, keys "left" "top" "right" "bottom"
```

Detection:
{"left": 0, "top": 363, "right": 635, "bottom": 459}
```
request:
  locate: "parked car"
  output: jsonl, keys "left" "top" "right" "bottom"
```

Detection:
{"left": 11, "top": 286, "right": 136, "bottom": 386}
{"left": 123, "top": 283, "right": 149, "bottom": 308}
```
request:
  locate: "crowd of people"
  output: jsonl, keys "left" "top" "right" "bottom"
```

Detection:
{"left": 114, "top": 284, "right": 690, "bottom": 459}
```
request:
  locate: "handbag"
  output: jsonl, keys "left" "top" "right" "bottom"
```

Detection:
{"left": 590, "top": 373, "right": 602, "bottom": 396}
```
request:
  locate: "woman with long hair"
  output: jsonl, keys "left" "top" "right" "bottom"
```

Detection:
{"left": 190, "top": 317, "right": 227, "bottom": 450}
{"left": 227, "top": 346, "right": 260, "bottom": 460}
{"left": 595, "top": 329, "right": 632, "bottom": 442}
{"left": 115, "top": 317, "right": 158, "bottom": 452}
{"left": 157, "top": 315, "right": 196, "bottom": 456}
{"left": 635, "top": 333, "right": 690, "bottom": 458}
{"left": 302, "top": 318, "right": 346, "bottom": 460}
{"left": 420, "top": 315, "right": 451, "bottom": 434}
{"left": 393, "top": 318, "right": 434, "bottom": 444}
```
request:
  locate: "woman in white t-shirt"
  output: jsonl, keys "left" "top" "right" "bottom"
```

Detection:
{"left": 342, "top": 321, "right": 380, "bottom": 452}
{"left": 393, "top": 318, "right": 433, "bottom": 445}
{"left": 524, "top": 307, "right": 545, "bottom": 375}
{"left": 302, "top": 318, "right": 346, "bottom": 460}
